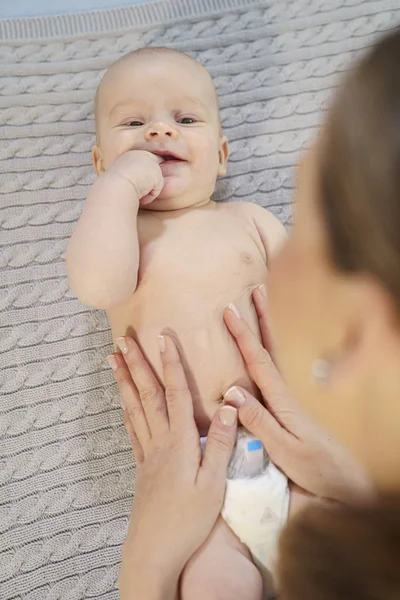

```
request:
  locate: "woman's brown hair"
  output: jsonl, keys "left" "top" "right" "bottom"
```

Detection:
{"left": 277, "top": 29, "right": 400, "bottom": 599}
{"left": 318, "top": 27, "right": 400, "bottom": 307}
{"left": 278, "top": 495, "right": 400, "bottom": 600}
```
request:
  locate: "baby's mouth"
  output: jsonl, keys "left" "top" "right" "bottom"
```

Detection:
{"left": 161, "top": 154, "right": 182, "bottom": 165}
{"left": 151, "top": 150, "right": 186, "bottom": 163}
{"left": 161, "top": 154, "right": 181, "bottom": 162}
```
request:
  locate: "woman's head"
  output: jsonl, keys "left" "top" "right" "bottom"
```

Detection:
{"left": 269, "top": 28, "right": 400, "bottom": 486}
{"left": 278, "top": 493, "right": 400, "bottom": 600}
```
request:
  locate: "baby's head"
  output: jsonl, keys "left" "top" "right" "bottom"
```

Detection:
{"left": 92, "top": 47, "right": 229, "bottom": 210}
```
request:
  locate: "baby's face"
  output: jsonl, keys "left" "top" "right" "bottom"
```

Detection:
{"left": 93, "top": 52, "right": 228, "bottom": 210}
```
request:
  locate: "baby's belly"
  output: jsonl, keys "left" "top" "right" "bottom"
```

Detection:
{"left": 108, "top": 283, "right": 262, "bottom": 435}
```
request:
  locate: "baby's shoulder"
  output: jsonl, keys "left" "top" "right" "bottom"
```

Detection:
{"left": 220, "top": 200, "right": 269, "bottom": 217}
{"left": 221, "top": 201, "right": 284, "bottom": 230}
{"left": 221, "top": 201, "right": 287, "bottom": 261}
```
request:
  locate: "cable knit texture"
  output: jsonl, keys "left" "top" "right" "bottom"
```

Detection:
{"left": 0, "top": 1, "right": 399, "bottom": 597}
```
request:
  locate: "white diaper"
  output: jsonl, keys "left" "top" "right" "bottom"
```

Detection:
{"left": 201, "top": 429, "right": 289, "bottom": 600}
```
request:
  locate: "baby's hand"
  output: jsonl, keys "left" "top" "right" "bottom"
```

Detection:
{"left": 107, "top": 150, "right": 165, "bottom": 206}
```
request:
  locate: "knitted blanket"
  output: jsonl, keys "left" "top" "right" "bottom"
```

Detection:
{"left": 0, "top": 1, "right": 398, "bottom": 597}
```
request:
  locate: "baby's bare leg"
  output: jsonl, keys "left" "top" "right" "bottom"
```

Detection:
{"left": 180, "top": 516, "right": 262, "bottom": 600}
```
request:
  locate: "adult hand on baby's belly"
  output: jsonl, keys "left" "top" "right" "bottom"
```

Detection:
{"left": 108, "top": 334, "right": 239, "bottom": 595}
{"left": 223, "top": 287, "right": 374, "bottom": 505}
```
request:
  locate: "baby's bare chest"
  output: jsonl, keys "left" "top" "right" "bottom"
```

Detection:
{"left": 136, "top": 209, "right": 266, "bottom": 290}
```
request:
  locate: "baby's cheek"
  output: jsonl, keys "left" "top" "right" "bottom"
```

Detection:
{"left": 104, "top": 132, "right": 134, "bottom": 166}
{"left": 195, "top": 137, "right": 220, "bottom": 172}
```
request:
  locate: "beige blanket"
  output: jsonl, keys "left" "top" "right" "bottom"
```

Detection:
{"left": 0, "top": 0, "right": 398, "bottom": 597}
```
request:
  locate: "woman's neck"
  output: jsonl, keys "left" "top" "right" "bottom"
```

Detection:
{"left": 365, "top": 368, "right": 400, "bottom": 492}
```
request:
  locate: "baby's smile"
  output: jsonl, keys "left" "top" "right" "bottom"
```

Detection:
{"left": 149, "top": 149, "right": 186, "bottom": 162}
{"left": 146, "top": 148, "right": 188, "bottom": 172}
{"left": 144, "top": 147, "right": 188, "bottom": 179}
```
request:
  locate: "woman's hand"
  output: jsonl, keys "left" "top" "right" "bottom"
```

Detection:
{"left": 223, "top": 286, "right": 373, "bottom": 504}
{"left": 108, "top": 334, "right": 238, "bottom": 600}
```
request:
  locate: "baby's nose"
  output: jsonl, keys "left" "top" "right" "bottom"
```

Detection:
{"left": 144, "top": 121, "right": 179, "bottom": 140}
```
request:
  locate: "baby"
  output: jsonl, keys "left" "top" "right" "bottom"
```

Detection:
{"left": 67, "top": 47, "right": 288, "bottom": 600}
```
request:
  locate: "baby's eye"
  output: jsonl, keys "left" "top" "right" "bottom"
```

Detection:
{"left": 178, "top": 117, "right": 196, "bottom": 124}
{"left": 126, "top": 120, "right": 144, "bottom": 127}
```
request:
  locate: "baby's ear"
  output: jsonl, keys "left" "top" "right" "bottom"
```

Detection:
{"left": 217, "top": 135, "right": 229, "bottom": 176}
{"left": 92, "top": 145, "right": 105, "bottom": 175}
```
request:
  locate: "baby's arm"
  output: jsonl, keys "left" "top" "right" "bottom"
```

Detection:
{"left": 66, "top": 151, "right": 163, "bottom": 309}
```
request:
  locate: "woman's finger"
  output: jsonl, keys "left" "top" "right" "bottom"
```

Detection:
{"left": 223, "top": 386, "right": 288, "bottom": 468}
{"left": 123, "top": 409, "right": 144, "bottom": 463}
{"left": 109, "top": 352, "right": 151, "bottom": 448}
{"left": 252, "top": 285, "right": 272, "bottom": 354}
{"left": 116, "top": 336, "right": 169, "bottom": 436}
{"left": 223, "top": 305, "right": 296, "bottom": 419}
{"left": 198, "top": 405, "right": 238, "bottom": 489}
{"left": 159, "top": 335, "right": 196, "bottom": 432}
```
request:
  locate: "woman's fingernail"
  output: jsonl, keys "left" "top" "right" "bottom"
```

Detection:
{"left": 228, "top": 303, "right": 241, "bottom": 318}
{"left": 157, "top": 335, "right": 166, "bottom": 353}
{"left": 219, "top": 405, "right": 237, "bottom": 427}
{"left": 121, "top": 397, "right": 126, "bottom": 410}
{"left": 258, "top": 284, "right": 266, "bottom": 297}
{"left": 223, "top": 386, "right": 246, "bottom": 407}
{"left": 116, "top": 337, "right": 128, "bottom": 354}
{"left": 106, "top": 355, "right": 118, "bottom": 371}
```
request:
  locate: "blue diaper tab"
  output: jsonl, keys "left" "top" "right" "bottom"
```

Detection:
{"left": 247, "top": 439, "right": 262, "bottom": 452}
{"left": 202, "top": 427, "right": 269, "bottom": 478}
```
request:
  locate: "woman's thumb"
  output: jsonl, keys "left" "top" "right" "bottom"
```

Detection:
{"left": 200, "top": 406, "right": 238, "bottom": 483}
{"left": 223, "top": 386, "right": 283, "bottom": 456}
